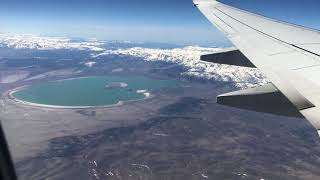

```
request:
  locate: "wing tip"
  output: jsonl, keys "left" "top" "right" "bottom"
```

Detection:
{"left": 193, "top": 0, "right": 216, "bottom": 4}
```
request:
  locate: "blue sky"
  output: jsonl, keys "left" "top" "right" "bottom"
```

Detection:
{"left": 0, "top": 0, "right": 319, "bottom": 46}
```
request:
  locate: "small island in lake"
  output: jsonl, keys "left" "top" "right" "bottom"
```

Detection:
{"left": 105, "top": 82, "right": 128, "bottom": 89}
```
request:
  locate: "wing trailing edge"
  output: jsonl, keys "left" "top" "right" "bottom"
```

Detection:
{"left": 201, "top": 48, "right": 256, "bottom": 68}
{"left": 217, "top": 84, "right": 303, "bottom": 118}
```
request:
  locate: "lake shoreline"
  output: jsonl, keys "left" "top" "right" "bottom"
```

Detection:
{"left": 9, "top": 88, "right": 153, "bottom": 109}
{"left": 8, "top": 76, "right": 154, "bottom": 109}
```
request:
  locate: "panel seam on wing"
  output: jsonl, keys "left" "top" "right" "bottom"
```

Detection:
{"left": 212, "top": 13, "right": 238, "bottom": 33}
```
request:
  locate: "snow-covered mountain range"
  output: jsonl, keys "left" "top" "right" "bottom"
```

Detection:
{"left": 0, "top": 34, "right": 267, "bottom": 88}
{"left": 94, "top": 47, "right": 268, "bottom": 88}
{"left": 0, "top": 34, "right": 104, "bottom": 51}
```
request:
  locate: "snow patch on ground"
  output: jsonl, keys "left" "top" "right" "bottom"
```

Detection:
{"left": 84, "top": 61, "right": 97, "bottom": 67}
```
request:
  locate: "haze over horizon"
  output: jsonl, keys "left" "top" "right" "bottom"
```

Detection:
{"left": 1, "top": 0, "right": 320, "bottom": 46}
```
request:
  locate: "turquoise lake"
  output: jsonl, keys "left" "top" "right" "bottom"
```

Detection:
{"left": 13, "top": 76, "right": 185, "bottom": 107}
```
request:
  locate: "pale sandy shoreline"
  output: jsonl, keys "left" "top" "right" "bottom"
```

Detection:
{"left": 7, "top": 77, "right": 153, "bottom": 109}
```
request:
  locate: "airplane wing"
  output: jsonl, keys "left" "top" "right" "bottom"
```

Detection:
{"left": 193, "top": 0, "right": 320, "bottom": 135}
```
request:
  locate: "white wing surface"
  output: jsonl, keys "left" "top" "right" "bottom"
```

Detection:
{"left": 193, "top": 0, "right": 320, "bottom": 133}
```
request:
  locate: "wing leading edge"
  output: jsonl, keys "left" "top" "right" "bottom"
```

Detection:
{"left": 193, "top": 0, "right": 320, "bottom": 135}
